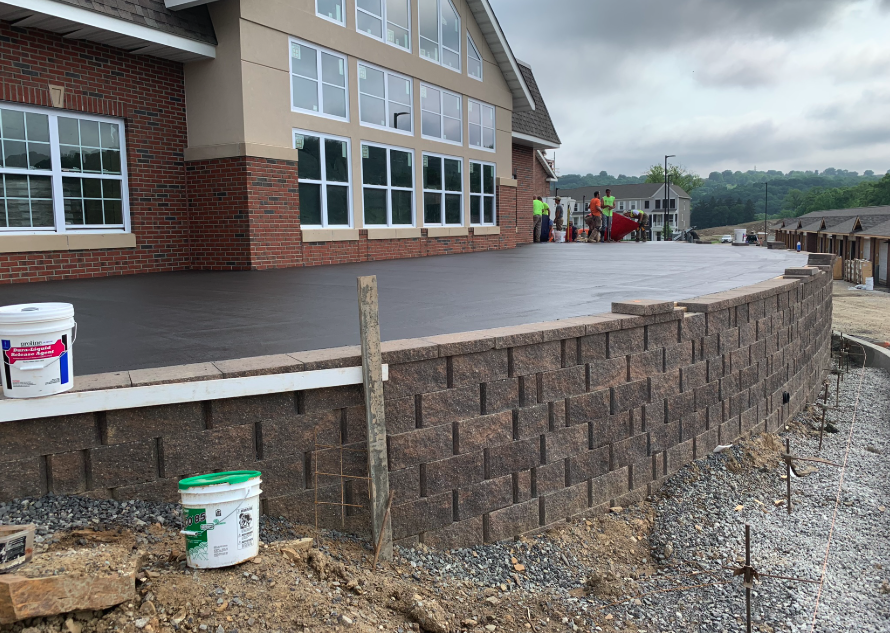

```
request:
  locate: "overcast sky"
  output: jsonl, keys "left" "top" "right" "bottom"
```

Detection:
{"left": 490, "top": 0, "right": 890, "bottom": 177}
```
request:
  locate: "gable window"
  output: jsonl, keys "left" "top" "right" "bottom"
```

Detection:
{"left": 422, "top": 153, "right": 462, "bottom": 226}
{"left": 290, "top": 38, "right": 348, "bottom": 121}
{"left": 0, "top": 103, "right": 128, "bottom": 233}
{"left": 358, "top": 63, "right": 412, "bottom": 134}
{"left": 316, "top": 0, "right": 345, "bottom": 25}
{"left": 467, "top": 34, "right": 482, "bottom": 80}
{"left": 420, "top": 83, "right": 462, "bottom": 145}
{"left": 356, "top": 0, "right": 411, "bottom": 50}
{"left": 361, "top": 142, "right": 414, "bottom": 227}
{"left": 468, "top": 99, "right": 495, "bottom": 151}
{"left": 469, "top": 160, "right": 495, "bottom": 225}
{"left": 295, "top": 129, "right": 351, "bottom": 228}
{"left": 419, "top": 0, "right": 460, "bottom": 72}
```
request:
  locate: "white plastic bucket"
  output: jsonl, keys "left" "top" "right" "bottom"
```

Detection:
{"left": 0, "top": 303, "right": 76, "bottom": 399}
{"left": 554, "top": 230, "right": 566, "bottom": 243}
{"left": 179, "top": 471, "right": 263, "bottom": 569}
{"left": 865, "top": 277, "right": 874, "bottom": 291}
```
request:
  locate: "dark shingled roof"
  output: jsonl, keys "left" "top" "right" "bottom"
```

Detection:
{"left": 54, "top": 0, "right": 217, "bottom": 44}
{"left": 783, "top": 205, "right": 890, "bottom": 238}
{"left": 512, "top": 62, "right": 560, "bottom": 146}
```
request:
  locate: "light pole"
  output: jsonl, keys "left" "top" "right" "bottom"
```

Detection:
{"left": 664, "top": 155, "right": 675, "bottom": 230}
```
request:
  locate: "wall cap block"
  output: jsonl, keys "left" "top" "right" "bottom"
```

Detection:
{"left": 611, "top": 299, "right": 675, "bottom": 316}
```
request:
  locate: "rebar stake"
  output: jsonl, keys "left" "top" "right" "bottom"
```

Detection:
{"left": 785, "top": 438, "right": 792, "bottom": 514}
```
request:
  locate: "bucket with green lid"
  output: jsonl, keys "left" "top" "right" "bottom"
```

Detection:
{"left": 179, "top": 471, "right": 262, "bottom": 569}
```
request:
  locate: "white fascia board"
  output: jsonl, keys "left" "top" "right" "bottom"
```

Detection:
{"left": 512, "top": 131, "right": 560, "bottom": 150}
{"left": 536, "top": 150, "right": 558, "bottom": 180}
{"left": 467, "top": 0, "right": 534, "bottom": 112}
{"left": 165, "top": 0, "right": 219, "bottom": 9}
{"left": 5, "top": 0, "right": 216, "bottom": 59}
{"left": 0, "top": 365, "right": 388, "bottom": 423}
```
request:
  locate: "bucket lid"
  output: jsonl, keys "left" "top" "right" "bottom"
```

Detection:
{"left": 0, "top": 303, "right": 74, "bottom": 325}
{"left": 179, "top": 470, "right": 262, "bottom": 490}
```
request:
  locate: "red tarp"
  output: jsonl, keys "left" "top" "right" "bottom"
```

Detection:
{"left": 609, "top": 213, "right": 641, "bottom": 241}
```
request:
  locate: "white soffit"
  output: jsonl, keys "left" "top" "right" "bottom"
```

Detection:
{"left": 0, "top": 0, "right": 216, "bottom": 62}
{"left": 536, "top": 150, "right": 558, "bottom": 181}
{"left": 165, "top": 0, "right": 217, "bottom": 9}
{"left": 512, "top": 131, "right": 560, "bottom": 150}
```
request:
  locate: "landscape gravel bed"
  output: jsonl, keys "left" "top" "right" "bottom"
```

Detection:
{"left": 609, "top": 365, "right": 890, "bottom": 633}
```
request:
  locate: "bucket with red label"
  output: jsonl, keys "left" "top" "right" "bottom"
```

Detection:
{"left": 0, "top": 303, "right": 76, "bottom": 399}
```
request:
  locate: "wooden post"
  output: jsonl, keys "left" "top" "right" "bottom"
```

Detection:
{"left": 357, "top": 276, "right": 392, "bottom": 562}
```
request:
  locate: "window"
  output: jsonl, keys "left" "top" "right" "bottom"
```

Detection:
{"left": 422, "top": 154, "right": 462, "bottom": 226}
{"left": 290, "top": 38, "right": 348, "bottom": 121}
{"left": 420, "top": 84, "right": 462, "bottom": 144}
{"left": 655, "top": 199, "right": 661, "bottom": 209}
{"left": 356, "top": 0, "right": 411, "bottom": 50}
{"left": 670, "top": 198, "right": 677, "bottom": 209}
{"left": 468, "top": 100, "right": 495, "bottom": 151}
{"left": 467, "top": 34, "right": 482, "bottom": 80}
{"left": 294, "top": 130, "right": 351, "bottom": 228}
{"left": 644, "top": 200, "right": 650, "bottom": 209}
{"left": 419, "top": 0, "right": 460, "bottom": 71}
{"left": 469, "top": 160, "right": 495, "bottom": 225}
{"left": 358, "top": 63, "right": 412, "bottom": 134}
{"left": 316, "top": 0, "right": 345, "bottom": 24}
{"left": 0, "top": 103, "right": 128, "bottom": 232}
{"left": 361, "top": 143, "right": 414, "bottom": 227}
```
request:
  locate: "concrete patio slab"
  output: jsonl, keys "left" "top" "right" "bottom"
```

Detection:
{"left": 0, "top": 242, "right": 807, "bottom": 375}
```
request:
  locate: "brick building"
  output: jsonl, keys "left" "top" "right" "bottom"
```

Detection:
{"left": 0, "top": 0, "right": 559, "bottom": 283}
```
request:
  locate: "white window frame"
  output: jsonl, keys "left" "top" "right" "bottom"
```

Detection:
{"left": 293, "top": 129, "right": 353, "bottom": 229}
{"left": 468, "top": 98, "right": 495, "bottom": 152}
{"left": 316, "top": 0, "right": 346, "bottom": 26}
{"left": 469, "top": 159, "right": 496, "bottom": 227}
{"left": 421, "top": 152, "right": 463, "bottom": 227}
{"left": 467, "top": 33, "right": 483, "bottom": 81}
{"left": 418, "top": 0, "right": 461, "bottom": 73}
{"left": 355, "top": 0, "right": 412, "bottom": 52}
{"left": 289, "top": 37, "right": 350, "bottom": 122}
{"left": 357, "top": 61, "right": 413, "bottom": 136}
{"left": 420, "top": 83, "right": 462, "bottom": 146}
{"left": 360, "top": 141, "right": 416, "bottom": 228}
{"left": 0, "top": 102, "right": 129, "bottom": 235}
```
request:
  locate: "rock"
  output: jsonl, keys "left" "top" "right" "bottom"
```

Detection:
{"left": 407, "top": 599, "right": 449, "bottom": 633}
{"left": 513, "top": 564, "right": 526, "bottom": 572}
{"left": 139, "top": 602, "right": 157, "bottom": 616}
{"left": 485, "top": 625, "right": 497, "bottom": 632}
{"left": 609, "top": 507, "right": 623, "bottom": 513}
{"left": 0, "top": 574, "right": 134, "bottom": 624}
{"left": 135, "top": 618, "right": 149, "bottom": 629}
{"left": 484, "top": 596, "right": 500, "bottom": 606}
{"left": 65, "top": 617, "right": 83, "bottom": 633}
{"left": 293, "top": 538, "right": 314, "bottom": 550}
{"left": 216, "top": 626, "right": 224, "bottom": 633}
{"left": 663, "top": 543, "right": 674, "bottom": 559}
{"left": 251, "top": 557, "right": 263, "bottom": 564}
{"left": 340, "top": 615, "right": 353, "bottom": 625}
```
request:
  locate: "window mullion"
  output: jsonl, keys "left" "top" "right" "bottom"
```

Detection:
{"left": 385, "top": 149, "right": 392, "bottom": 226}
{"left": 48, "top": 114, "right": 65, "bottom": 233}
{"left": 317, "top": 52, "right": 325, "bottom": 114}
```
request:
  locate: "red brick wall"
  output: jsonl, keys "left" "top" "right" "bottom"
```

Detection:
{"left": 512, "top": 144, "right": 550, "bottom": 246}
{"left": 187, "top": 156, "right": 302, "bottom": 271}
{"left": 0, "top": 21, "right": 190, "bottom": 283}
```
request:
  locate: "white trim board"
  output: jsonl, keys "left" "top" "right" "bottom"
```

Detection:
{"left": 2, "top": 0, "right": 216, "bottom": 59}
{"left": 0, "top": 365, "right": 388, "bottom": 423}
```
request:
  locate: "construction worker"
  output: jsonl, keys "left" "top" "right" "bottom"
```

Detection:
{"left": 554, "top": 197, "right": 564, "bottom": 231}
{"left": 586, "top": 192, "right": 603, "bottom": 243}
{"left": 541, "top": 199, "right": 552, "bottom": 242}
{"left": 601, "top": 189, "right": 616, "bottom": 242}
{"left": 624, "top": 208, "right": 650, "bottom": 242}
{"left": 532, "top": 196, "right": 543, "bottom": 242}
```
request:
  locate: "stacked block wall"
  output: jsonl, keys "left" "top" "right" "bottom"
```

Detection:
{"left": 0, "top": 21, "right": 190, "bottom": 283}
{"left": 0, "top": 272, "right": 832, "bottom": 547}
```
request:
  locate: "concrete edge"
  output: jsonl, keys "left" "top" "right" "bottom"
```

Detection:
{"left": 58, "top": 270, "right": 827, "bottom": 392}
{"left": 841, "top": 333, "right": 890, "bottom": 373}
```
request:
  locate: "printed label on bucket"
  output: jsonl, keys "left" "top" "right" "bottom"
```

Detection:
{"left": 237, "top": 507, "right": 255, "bottom": 551}
{"left": 4, "top": 339, "right": 65, "bottom": 364}
{"left": 184, "top": 508, "right": 210, "bottom": 562}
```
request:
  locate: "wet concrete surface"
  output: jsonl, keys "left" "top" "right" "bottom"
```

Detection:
{"left": 0, "top": 242, "right": 807, "bottom": 375}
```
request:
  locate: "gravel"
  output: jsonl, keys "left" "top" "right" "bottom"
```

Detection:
{"left": 612, "top": 365, "right": 890, "bottom": 633}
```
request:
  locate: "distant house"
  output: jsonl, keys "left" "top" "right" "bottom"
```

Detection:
{"left": 773, "top": 205, "right": 890, "bottom": 287}
{"left": 554, "top": 183, "right": 692, "bottom": 239}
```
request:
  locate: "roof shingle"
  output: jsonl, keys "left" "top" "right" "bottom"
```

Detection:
{"left": 53, "top": 0, "right": 217, "bottom": 44}
{"left": 512, "top": 61, "right": 560, "bottom": 146}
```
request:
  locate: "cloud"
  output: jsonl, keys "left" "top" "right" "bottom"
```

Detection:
{"left": 689, "top": 41, "right": 790, "bottom": 88}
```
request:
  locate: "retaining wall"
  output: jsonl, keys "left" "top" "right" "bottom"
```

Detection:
{"left": 0, "top": 269, "right": 833, "bottom": 548}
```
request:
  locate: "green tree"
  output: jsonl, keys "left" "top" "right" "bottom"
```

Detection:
{"left": 643, "top": 164, "right": 705, "bottom": 193}
{"left": 662, "top": 222, "right": 672, "bottom": 241}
